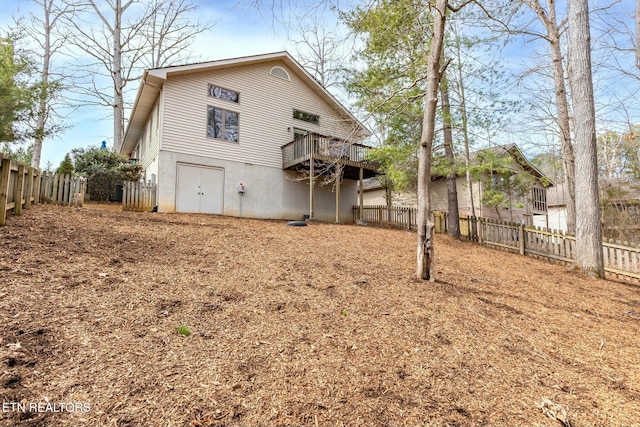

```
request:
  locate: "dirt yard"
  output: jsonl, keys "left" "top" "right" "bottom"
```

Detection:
{"left": 1, "top": 204, "right": 639, "bottom": 427}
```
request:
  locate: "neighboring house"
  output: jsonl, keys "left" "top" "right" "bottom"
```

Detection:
{"left": 600, "top": 178, "right": 640, "bottom": 243}
{"left": 120, "top": 52, "right": 378, "bottom": 222}
{"left": 539, "top": 182, "right": 569, "bottom": 231}
{"left": 546, "top": 178, "right": 640, "bottom": 237}
{"left": 362, "top": 144, "right": 553, "bottom": 226}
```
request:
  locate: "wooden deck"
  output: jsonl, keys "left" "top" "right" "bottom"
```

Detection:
{"left": 281, "top": 133, "right": 380, "bottom": 180}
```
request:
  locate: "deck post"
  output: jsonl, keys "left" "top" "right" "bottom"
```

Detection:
{"left": 309, "top": 145, "right": 315, "bottom": 219}
{"left": 335, "top": 163, "right": 342, "bottom": 223}
{"left": 358, "top": 167, "right": 364, "bottom": 221}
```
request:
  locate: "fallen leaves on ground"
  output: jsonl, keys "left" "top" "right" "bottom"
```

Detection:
{"left": 1, "top": 204, "right": 639, "bottom": 426}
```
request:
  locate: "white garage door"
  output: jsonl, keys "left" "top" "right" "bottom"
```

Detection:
{"left": 176, "top": 164, "right": 224, "bottom": 214}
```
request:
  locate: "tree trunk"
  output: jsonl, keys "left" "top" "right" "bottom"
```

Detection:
{"left": 523, "top": 0, "right": 577, "bottom": 234}
{"left": 31, "top": 0, "right": 53, "bottom": 169}
{"left": 546, "top": 0, "right": 576, "bottom": 235}
{"left": 113, "top": 0, "right": 124, "bottom": 152}
{"left": 416, "top": 0, "right": 447, "bottom": 281}
{"left": 567, "top": 0, "right": 604, "bottom": 278}
{"left": 452, "top": 29, "right": 475, "bottom": 217}
{"left": 32, "top": 5, "right": 50, "bottom": 169}
{"left": 636, "top": 0, "right": 640, "bottom": 71}
{"left": 440, "top": 72, "right": 460, "bottom": 238}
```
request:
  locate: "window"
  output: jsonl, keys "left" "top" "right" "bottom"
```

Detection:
{"left": 270, "top": 66, "right": 290, "bottom": 81}
{"left": 293, "top": 128, "right": 307, "bottom": 140}
{"left": 293, "top": 109, "right": 319, "bottom": 125}
{"left": 208, "top": 84, "right": 239, "bottom": 103}
{"left": 207, "top": 106, "right": 239, "bottom": 142}
{"left": 532, "top": 187, "right": 547, "bottom": 212}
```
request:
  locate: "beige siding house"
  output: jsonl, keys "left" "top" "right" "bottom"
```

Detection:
{"left": 362, "top": 144, "right": 552, "bottom": 226}
{"left": 120, "top": 52, "right": 377, "bottom": 222}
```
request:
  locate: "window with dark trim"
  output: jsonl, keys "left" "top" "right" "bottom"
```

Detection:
{"left": 208, "top": 84, "right": 239, "bottom": 103}
{"left": 207, "top": 106, "right": 239, "bottom": 142}
{"left": 293, "top": 109, "right": 319, "bottom": 125}
{"left": 532, "top": 187, "right": 547, "bottom": 212}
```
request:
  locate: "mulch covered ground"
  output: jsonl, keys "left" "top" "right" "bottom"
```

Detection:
{"left": 1, "top": 203, "right": 639, "bottom": 427}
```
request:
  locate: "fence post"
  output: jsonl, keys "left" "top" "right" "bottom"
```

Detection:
{"left": 33, "top": 169, "right": 41, "bottom": 204}
{"left": 478, "top": 217, "right": 484, "bottom": 245}
{"left": 519, "top": 224, "right": 525, "bottom": 255}
{"left": 14, "top": 163, "right": 26, "bottom": 216}
{"left": 40, "top": 171, "right": 48, "bottom": 203}
{"left": 406, "top": 208, "right": 411, "bottom": 230}
{"left": 25, "top": 167, "right": 34, "bottom": 209}
{"left": 0, "top": 157, "right": 11, "bottom": 226}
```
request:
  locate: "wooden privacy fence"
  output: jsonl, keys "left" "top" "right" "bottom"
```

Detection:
{"left": 1, "top": 156, "right": 87, "bottom": 225}
{"left": 460, "top": 215, "right": 640, "bottom": 281}
{"left": 39, "top": 171, "right": 86, "bottom": 207}
{"left": 354, "top": 204, "right": 640, "bottom": 282}
{"left": 1, "top": 156, "right": 40, "bottom": 225}
{"left": 122, "top": 181, "right": 156, "bottom": 212}
{"left": 353, "top": 205, "right": 418, "bottom": 230}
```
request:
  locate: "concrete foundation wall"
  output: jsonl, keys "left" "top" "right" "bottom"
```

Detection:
{"left": 154, "top": 150, "right": 358, "bottom": 222}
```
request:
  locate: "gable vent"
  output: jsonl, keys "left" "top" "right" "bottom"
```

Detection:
{"left": 270, "top": 66, "right": 290, "bottom": 81}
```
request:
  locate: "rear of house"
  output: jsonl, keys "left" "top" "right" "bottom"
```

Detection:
{"left": 120, "top": 52, "right": 374, "bottom": 222}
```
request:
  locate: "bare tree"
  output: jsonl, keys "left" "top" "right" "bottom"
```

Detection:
{"left": 141, "top": 0, "right": 209, "bottom": 69}
{"left": 636, "top": 0, "right": 640, "bottom": 70}
{"left": 15, "top": 0, "right": 71, "bottom": 168}
{"left": 417, "top": 0, "right": 448, "bottom": 281}
{"left": 567, "top": 0, "right": 604, "bottom": 277}
{"left": 507, "top": 0, "right": 577, "bottom": 235}
{"left": 63, "top": 0, "right": 209, "bottom": 151}
{"left": 440, "top": 70, "right": 461, "bottom": 238}
{"left": 289, "top": 15, "right": 347, "bottom": 90}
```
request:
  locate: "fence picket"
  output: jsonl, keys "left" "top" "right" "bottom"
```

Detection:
{"left": 1, "top": 156, "right": 86, "bottom": 225}
{"left": 122, "top": 181, "right": 156, "bottom": 212}
{"left": 353, "top": 205, "right": 640, "bottom": 282}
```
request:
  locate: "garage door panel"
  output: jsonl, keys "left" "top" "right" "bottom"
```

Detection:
{"left": 176, "top": 164, "right": 224, "bottom": 214}
{"left": 176, "top": 164, "right": 201, "bottom": 213}
{"left": 200, "top": 167, "right": 224, "bottom": 214}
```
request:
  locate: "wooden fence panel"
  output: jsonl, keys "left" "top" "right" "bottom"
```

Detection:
{"left": 122, "top": 181, "right": 156, "bottom": 212}
{"left": 354, "top": 205, "right": 640, "bottom": 282}
{"left": 0, "top": 156, "right": 44, "bottom": 225}
{"left": 353, "top": 205, "right": 418, "bottom": 230}
{"left": 39, "top": 171, "right": 86, "bottom": 207}
{"left": 603, "top": 240, "right": 640, "bottom": 279}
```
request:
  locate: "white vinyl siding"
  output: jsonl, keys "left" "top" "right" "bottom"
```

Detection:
{"left": 136, "top": 99, "right": 161, "bottom": 171}
{"left": 160, "top": 60, "right": 356, "bottom": 169}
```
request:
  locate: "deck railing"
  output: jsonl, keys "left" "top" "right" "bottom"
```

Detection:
{"left": 282, "top": 132, "right": 375, "bottom": 169}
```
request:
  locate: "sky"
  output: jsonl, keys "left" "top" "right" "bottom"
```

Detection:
{"left": 1, "top": 0, "right": 297, "bottom": 168}
{"left": 1, "top": 0, "right": 639, "bottom": 169}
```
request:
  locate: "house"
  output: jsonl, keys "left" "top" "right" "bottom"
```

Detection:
{"left": 120, "top": 52, "right": 379, "bottom": 222}
{"left": 540, "top": 182, "right": 569, "bottom": 231}
{"left": 546, "top": 179, "right": 640, "bottom": 239}
{"left": 362, "top": 144, "right": 552, "bottom": 226}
